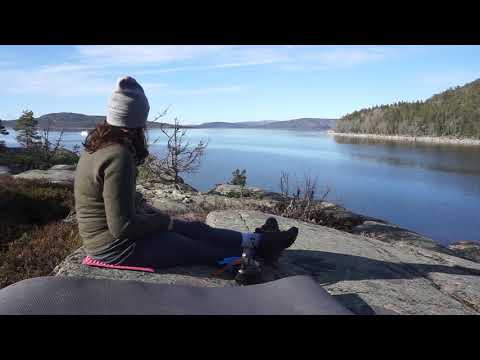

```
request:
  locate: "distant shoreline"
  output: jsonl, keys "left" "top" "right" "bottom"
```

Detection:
{"left": 5, "top": 127, "right": 94, "bottom": 133}
{"left": 6, "top": 126, "right": 333, "bottom": 133}
{"left": 328, "top": 131, "right": 480, "bottom": 146}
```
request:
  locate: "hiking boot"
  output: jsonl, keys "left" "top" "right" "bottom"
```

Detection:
{"left": 255, "top": 217, "right": 280, "bottom": 233}
{"left": 256, "top": 226, "right": 299, "bottom": 265}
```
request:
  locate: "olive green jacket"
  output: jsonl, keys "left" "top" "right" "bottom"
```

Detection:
{"left": 74, "top": 143, "right": 171, "bottom": 263}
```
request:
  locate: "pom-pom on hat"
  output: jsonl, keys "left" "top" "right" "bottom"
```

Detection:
{"left": 106, "top": 76, "right": 150, "bottom": 128}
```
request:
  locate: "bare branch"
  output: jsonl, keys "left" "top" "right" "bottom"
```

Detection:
{"left": 53, "top": 129, "right": 65, "bottom": 153}
{"left": 152, "top": 105, "right": 171, "bottom": 122}
{"left": 279, "top": 171, "right": 290, "bottom": 198}
{"left": 142, "top": 115, "right": 208, "bottom": 184}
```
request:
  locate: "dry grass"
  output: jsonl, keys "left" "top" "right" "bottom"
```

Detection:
{"left": 276, "top": 172, "right": 332, "bottom": 220}
{"left": 0, "top": 176, "right": 79, "bottom": 289}
{"left": 0, "top": 222, "right": 81, "bottom": 288}
{"left": 0, "top": 146, "right": 78, "bottom": 173}
{"left": 0, "top": 176, "right": 74, "bottom": 248}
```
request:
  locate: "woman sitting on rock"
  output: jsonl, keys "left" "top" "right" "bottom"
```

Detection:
{"left": 74, "top": 76, "right": 298, "bottom": 270}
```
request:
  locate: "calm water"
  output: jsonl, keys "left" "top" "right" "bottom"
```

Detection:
{"left": 4, "top": 128, "right": 480, "bottom": 245}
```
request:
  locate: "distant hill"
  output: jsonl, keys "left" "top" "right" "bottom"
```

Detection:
{"left": 193, "top": 120, "right": 277, "bottom": 129}
{"left": 335, "top": 78, "right": 480, "bottom": 139}
{"left": 260, "top": 118, "right": 337, "bottom": 131}
{"left": 193, "top": 122, "right": 247, "bottom": 129}
{"left": 3, "top": 113, "right": 336, "bottom": 132}
{"left": 3, "top": 113, "right": 105, "bottom": 130}
{"left": 194, "top": 118, "right": 336, "bottom": 131}
{"left": 3, "top": 112, "right": 184, "bottom": 131}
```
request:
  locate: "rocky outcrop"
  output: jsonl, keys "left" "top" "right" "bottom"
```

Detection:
{"left": 136, "top": 181, "right": 278, "bottom": 215}
{"left": 49, "top": 164, "right": 76, "bottom": 171}
{"left": 53, "top": 246, "right": 236, "bottom": 288}
{"left": 0, "top": 165, "right": 11, "bottom": 175}
{"left": 54, "top": 210, "right": 480, "bottom": 315}
{"left": 137, "top": 179, "right": 197, "bottom": 195}
{"left": 208, "top": 184, "right": 284, "bottom": 201}
{"left": 136, "top": 180, "right": 473, "bottom": 261}
{"left": 151, "top": 198, "right": 191, "bottom": 215}
{"left": 448, "top": 241, "right": 480, "bottom": 263}
{"left": 13, "top": 168, "right": 75, "bottom": 185}
{"left": 311, "top": 203, "right": 386, "bottom": 230}
{"left": 206, "top": 211, "right": 480, "bottom": 314}
{"left": 352, "top": 221, "right": 455, "bottom": 256}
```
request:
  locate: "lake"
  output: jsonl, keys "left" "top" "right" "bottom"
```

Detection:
{"left": 3, "top": 128, "right": 480, "bottom": 245}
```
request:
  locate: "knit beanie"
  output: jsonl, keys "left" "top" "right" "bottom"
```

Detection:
{"left": 106, "top": 76, "right": 150, "bottom": 128}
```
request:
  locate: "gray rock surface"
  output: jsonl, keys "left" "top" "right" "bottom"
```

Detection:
{"left": 352, "top": 221, "right": 455, "bottom": 255}
{"left": 13, "top": 169, "right": 75, "bottom": 185}
{"left": 53, "top": 247, "right": 236, "bottom": 288}
{"left": 151, "top": 198, "right": 191, "bottom": 214}
{"left": 137, "top": 180, "right": 472, "bottom": 265}
{"left": 49, "top": 164, "right": 76, "bottom": 171}
{"left": 449, "top": 241, "right": 480, "bottom": 263}
{"left": 54, "top": 210, "right": 480, "bottom": 315}
{"left": 0, "top": 165, "right": 11, "bottom": 175}
{"left": 206, "top": 211, "right": 480, "bottom": 315}
{"left": 137, "top": 181, "right": 277, "bottom": 216}
{"left": 137, "top": 181, "right": 198, "bottom": 197}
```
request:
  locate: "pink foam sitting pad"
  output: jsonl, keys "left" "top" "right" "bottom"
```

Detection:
{"left": 82, "top": 256, "right": 155, "bottom": 273}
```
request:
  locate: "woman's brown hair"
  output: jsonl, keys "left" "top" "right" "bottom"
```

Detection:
{"left": 83, "top": 122, "right": 149, "bottom": 165}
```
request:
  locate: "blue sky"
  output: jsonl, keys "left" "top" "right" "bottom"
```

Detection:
{"left": 1, "top": 45, "right": 479, "bottom": 124}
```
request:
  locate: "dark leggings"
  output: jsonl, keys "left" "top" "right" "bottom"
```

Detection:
{"left": 118, "top": 220, "right": 243, "bottom": 269}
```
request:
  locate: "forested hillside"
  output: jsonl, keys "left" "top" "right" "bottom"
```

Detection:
{"left": 335, "top": 79, "right": 480, "bottom": 139}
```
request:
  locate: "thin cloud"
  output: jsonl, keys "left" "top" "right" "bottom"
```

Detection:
{"left": 0, "top": 46, "right": 406, "bottom": 98}
{"left": 0, "top": 61, "right": 15, "bottom": 68}
{"left": 0, "top": 60, "right": 237, "bottom": 98}
{"left": 71, "top": 45, "right": 396, "bottom": 75}
{"left": 278, "top": 46, "right": 393, "bottom": 71}
{"left": 107, "top": 46, "right": 395, "bottom": 74}
{"left": 417, "top": 71, "right": 480, "bottom": 88}
{"left": 38, "top": 63, "right": 95, "bottom": 73}
{"left": 135, "top": 59, "right": 281, "bottom": 75}
{"left": 164, "top": 86, "right": 243, "bottom": 96}
{"left": 74, "top": 45, "right": 291, "bottom": 72}
{"left": 306, "top": 46, "right": 389, "bottom": 63}
{"left": 0, "top": 64, "right": 114, "bottom": 96}
{"left": 75, "top": 45, "right": 230, "bottom": 66}
{"left": 143, "top": 83, "right": 169, "bottom": 90}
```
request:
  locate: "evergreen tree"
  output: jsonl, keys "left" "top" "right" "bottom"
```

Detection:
{"left": 230, "top": 169, "right": 247, "bottom": 186}
{"left": 14, "top": 110, "right": 41, "bottom": 148}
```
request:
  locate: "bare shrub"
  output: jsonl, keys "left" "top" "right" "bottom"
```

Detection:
{"left": 274, "top": 172, "right": 333, "bottom": 224}
{"left": 142, "top": 112, "right": 208, "bottom": 187}
{"left": 160, "top": 117, "right": 208, "bottom": 184}
{"left": 40, "top": 119, "right": 65, "bottom": 164}
{"left": 279, "top": 171, "right": 290, "bottom": 198}
{"left": 138, "top": 153, "right": 170, "bottom": 183}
